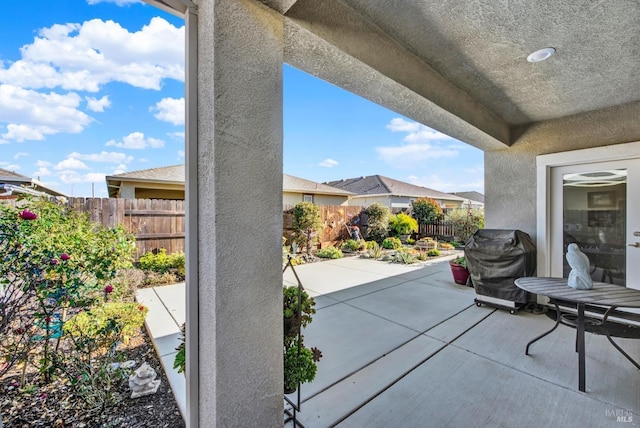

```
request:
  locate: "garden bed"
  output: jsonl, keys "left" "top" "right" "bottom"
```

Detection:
{"left": 0, "top": 326, "right": 184, "bottom": 428}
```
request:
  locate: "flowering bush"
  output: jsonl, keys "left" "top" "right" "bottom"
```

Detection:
{"left": 382, "top": 237, "right": 402, "bottom": 250}
{"left": 0, "top": 198, "right": 140, "bottom": 412}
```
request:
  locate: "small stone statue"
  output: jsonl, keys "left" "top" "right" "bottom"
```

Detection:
{"left": 566, "top": 243, "right": 593, "bottom": 289}
{"left": 128, "top": 362, "right": 161, "bottom": 398}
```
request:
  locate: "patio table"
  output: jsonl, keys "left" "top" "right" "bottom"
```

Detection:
{"left": 514, "top": 277, "right": 640, "bottom": 392}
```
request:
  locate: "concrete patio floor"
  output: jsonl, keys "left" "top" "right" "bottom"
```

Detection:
{"left": 138, "top": 255, "right": 640, "bottom": 427}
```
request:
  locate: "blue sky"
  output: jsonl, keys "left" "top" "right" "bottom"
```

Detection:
{"left": 0, "top": 0, "right": 483, "bottom": 198}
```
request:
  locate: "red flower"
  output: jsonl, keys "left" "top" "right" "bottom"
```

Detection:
{"left": 50, "top": 259, "right": 59, "bottom": 265}
{"left": 18, "top": 209, "right": 37, "bottom": 220}
{"left": 138, "top": 305, "right": 145, "bottom": 311}
{"left": 104, "top": 285, "right": 114, "bottom": 294}
{"left": 60, "top": 253, "right": 70, "bottom": 261}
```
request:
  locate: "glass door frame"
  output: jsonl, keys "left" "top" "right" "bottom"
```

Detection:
{"left": 536, "top": 141, "right": 640, "bottom": 286}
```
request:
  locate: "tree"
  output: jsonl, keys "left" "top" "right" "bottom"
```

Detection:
{"left": 411, "top": 197, "right": 443, "bottom": 226}
{"left": 444, "top": 208, "right": 485, "bottom": 244}
{"left": 292, "top": 202, "right": 323, "bottom": 255}
{"left": 364, "top": 203, "right": 390, "bottom": 243}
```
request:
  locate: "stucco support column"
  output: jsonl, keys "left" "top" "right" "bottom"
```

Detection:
{"left": 188, "top": 0, "right": 283, "bottom": 425}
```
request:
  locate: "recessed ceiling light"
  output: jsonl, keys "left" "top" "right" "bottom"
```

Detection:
{"left": 527, "top": 47, "right": 556, "bottom": 63}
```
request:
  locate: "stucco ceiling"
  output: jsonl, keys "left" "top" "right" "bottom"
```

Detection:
{"left": 283, "top": 0, "right": 640, "bottom": 147}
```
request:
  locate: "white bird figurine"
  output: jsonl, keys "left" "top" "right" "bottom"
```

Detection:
{"left": 566, "top": 243, "right": 593, "bottom": 289}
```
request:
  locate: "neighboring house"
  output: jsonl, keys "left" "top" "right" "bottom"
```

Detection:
{"left": 106, "top": 165, "right": 185, "bottom": 200}
{"left": 0, "top": 168, "right": 67, "bottom": 198}
{"left": 450, "top": 191, "right": 485, "bottom": 209}
{"left": 106, "top": 165, "right": 352, "bottom": 206}
{"left": 283, "top": 174, "right": 354, "bottom": 206}
{"left": 325, "top": 175, "right": 467, "bottom": 209}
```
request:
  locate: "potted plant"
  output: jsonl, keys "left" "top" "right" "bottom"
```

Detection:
{"left": 283, "top": 286, "right": 316, "bottom": 339}
{"left": 389, "top": 213, "right": 418, "bottom": 243}
{"left": 449, "top": 255, "right": 470, "bottom": 285}
{"left": 284, "top": 338, "right": 321, "bottom": 394}
{"left": 283, "top": 285, "right": 322, "bottom": 394}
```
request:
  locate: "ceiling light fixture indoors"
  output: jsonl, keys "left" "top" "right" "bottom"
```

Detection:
{"left": 527, "top": 47, "right": 556, "bottom": 63}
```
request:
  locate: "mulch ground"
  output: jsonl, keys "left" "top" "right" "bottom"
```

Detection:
{"left": 0, "top": 328, "right": 185, "bottom": 428}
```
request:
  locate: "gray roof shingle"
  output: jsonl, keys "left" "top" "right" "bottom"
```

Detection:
{"left": 325, "top": 175, "right": 467, "bottom": 201}
{"left": 450, "top": 191, "right": 484, "bottom": 203}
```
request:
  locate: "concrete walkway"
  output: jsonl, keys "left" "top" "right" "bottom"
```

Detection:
{"left": 138, "top": 255, "right": 640, "bottom": 427}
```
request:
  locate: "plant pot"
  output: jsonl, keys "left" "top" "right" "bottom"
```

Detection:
{"left": 449, "top": 262, "right": 470, "bottom": 285}
{"left": 284, "top": 384, "right": 297, "bottom": 394}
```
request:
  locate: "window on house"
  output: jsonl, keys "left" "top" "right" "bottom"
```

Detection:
{"left": 303, "top": 194, "right": 313, "bottom": 203}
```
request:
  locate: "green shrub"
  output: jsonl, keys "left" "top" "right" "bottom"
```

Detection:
{"left": 341, "top": 239, "right": 361, "bottom": 252}
{"left": 316, "top": 246, "right": 343, "bottom": 259}
{"left": 392, "top": 249, "right": 417, "bottom": 264}
{"left": 444, "top": 209, "right": 484, "bottom": 244}
{"left": 284, "top": 339, "right": 319, "bottom": 392}
{"left": 417, "top": 251, "right": 428, "bottom": 261}
{"left": 0, "top": 199, "right": 136, "bottom": 382}
{"left": 364, "top": 203, "right": 390, "bottom": 243}
{"left": 439, "top": 242, "right": 455, "bottom": 250}
{"left": 406, "top": 237, "right": 416, "bottom": 245}
{"left": 389, "top": 213, "right": 418, "bottom": 235}
{"left": 364, "top": 240, "right": 378, "bottom": 250}
{"left": 382, "top": 237, "right": 402, "bottom": 249}
{"left": 411, "top": 197, "right": 443, "bottom": 225}
{"left": 292, "top": 202, "right": 323, "bottom": 255}
{"left": 366, "top": 241, "right": 383, "bottom": 259}
{"left": 427, "top": 249, "right": 440, "bottom": 257}
{"left": 174, "top": 323, "right": 186, "bottom": 375}
{"left": 138, "top": 249, "right": 184, "bottom": 273}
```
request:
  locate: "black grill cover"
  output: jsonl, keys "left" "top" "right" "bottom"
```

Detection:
{"left": 465, "top": 229, "right": 536, "bottom": 303}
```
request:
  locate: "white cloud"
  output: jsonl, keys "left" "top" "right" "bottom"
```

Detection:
{"left": 13, "top": 152, "right": 29, "bottom": 159}
{"left": 407, "top": 174, "right": 484, "bottom": 193}
{"left": 0, "top": 162, "right": 20, "bottom": 170}
{"left": 403, "top": 129, "right": 453, "bottom": 144}
{"left": 86, "top": 95, "right": 111, "bottom": 112}
{"left": 377, "top": 118, "right": 460, "bottom": 166}
{"left": 151, "top": 97, "right": 184, "bottom": 125}
{"left": 0, "top": 18, "right": 184, "bottom": 92}
{"left": 105, "top": 132, "right": 165, "bottom": 149}
{"left": 69, "top": 151, "right": 134, "bottom": 163}
{"left": 386, "top": 118, "right": 421, "bottom": 133}
{"left": 318, "top": 158, "right": 338, "bottom": 168}
{"left": 33, "top": 167, "right": 51, "bottom": 177}
{"left": 85, "top": 172, "right": 107, "bottom": 182}
{"left": 54, "top": 158, "right": 89, "bottom": 170}
{"left": 36, "top": 160, "right": 52, "bottom": 167}
{"left": 177, "top": 150, "right": 184, "bottom": 160}
{"left": 0, "top": 84, "right": 92, "bottom": 142}
{"left": 113, "top": 164, "right": 127, "bottom": 174}
{"left": 386, "top": 117, "right": 453, "bottom": 143}
{"left": 376, "top": 143, "right": 458, "bottom": 164}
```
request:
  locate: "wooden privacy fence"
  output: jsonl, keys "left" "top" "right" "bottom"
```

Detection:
{"left": 66, "top": 198, "right": 185, "bottom": 259}
{"left": 283, "top": 205, "right": 364, "bottom": 248}
{"left": 419, "top": 221, "right": 456, "bottom": 240}
{"left": 2, "top": 196, "right": 462, "bottom": 255}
